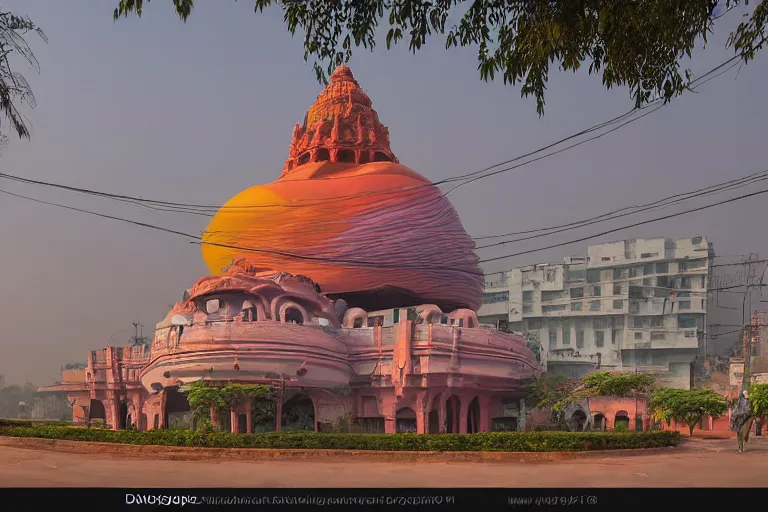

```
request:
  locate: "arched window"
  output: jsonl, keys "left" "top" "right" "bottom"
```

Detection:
{"left": 242, "top": 300, "right": 258, "bottom": 322}
{"left": 315, "top": 148, "right": 330, "bottom": 162}
{"left": 614, "top": 410, "right": 630, "bottom": 431}
{"left": 284, "top": 307, "right": 304, "bottom": 325}
{"left": 395, "top": 407, "right": 417, "bottom": 433}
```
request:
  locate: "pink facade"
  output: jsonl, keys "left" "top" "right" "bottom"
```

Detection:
{"left": 41, "top": 265, "right": 538, "bottom": 434}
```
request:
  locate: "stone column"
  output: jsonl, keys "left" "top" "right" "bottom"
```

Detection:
{"left": 109, "top": 394, "right": 120, "bottom": 431}
{"left": 131, "top": 393, "right": 144, "bottom": 432}
{"left": 230, "top": 410, "right": 238, "bottom": 433}
{"left": 478, "top": 395, "right": 492, "bottom": 433}
{"left": 275, "top": 394, "right": 283, "bottom": 433}
{"left": 103, "top": 399, "right": 117, "bottom": 431}
{"left": 380, "top": 393, "right": 397, "bottom": 434}
{"left": 210, "top": 407, "right": 218, "bottom": 431}
{"left": 245, "top": 399, "right": 253, "bottom": 434}
{"left": 458, "top": 397, "right": 469, "bottom": 434}
{"left": 159, "top": 391, "right": 168, "bottom": 429}
{"left": 438, "top": 394, "right": 447, "bottom": 433}
{"left": 518, "top": 398, "right": 526, "bottom": 431}
{"left": 415, "top": 393, "right": 426, "bottom": 434}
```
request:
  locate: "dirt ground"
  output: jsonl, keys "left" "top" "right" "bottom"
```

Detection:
{"left": 1, "top": 437, "right": 766, "bottom": 488}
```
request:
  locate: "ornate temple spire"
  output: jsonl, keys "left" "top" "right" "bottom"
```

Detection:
{"left": 281, "top": 65, "right": 399, "bottom": 176}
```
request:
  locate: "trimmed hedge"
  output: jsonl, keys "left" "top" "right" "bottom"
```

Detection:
{"left": 0, "top": 419, "right": 73, "bottom": 428}
{"left": 0, "top": 425, "right": 679, "bottom": 452}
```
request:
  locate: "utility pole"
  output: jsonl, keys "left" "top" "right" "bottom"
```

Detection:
{"left": 733, "top": 321, "right": 755, "bottom": 452}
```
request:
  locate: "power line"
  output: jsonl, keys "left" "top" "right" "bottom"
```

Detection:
{"left": 712, "top": 259, "right": 768, "bottom": 268}
{"left": 474, "top": 168, "right": 768, "bottom": 248}
{"left": 477, "top": 187, "right": 768, "bottom": 264}
{"left": 0, "top": 46, "right": 755, "bottom": 219}
{"left": 4, "top": 179, "right": 768, "bottom": 278}
{"left": 0, "top": 188, "right": 484, "bottom": 277}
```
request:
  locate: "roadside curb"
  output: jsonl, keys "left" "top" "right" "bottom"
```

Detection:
{"left": 0, "top": 436, "right": 681, "bottom": 463}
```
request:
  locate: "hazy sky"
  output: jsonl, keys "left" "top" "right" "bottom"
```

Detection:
{"left": 1, "top": 2, "right": 766, "bottom": 384}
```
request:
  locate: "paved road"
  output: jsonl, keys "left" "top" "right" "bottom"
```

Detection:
{"left": 1, "top": 438, "right": 766, "bottom": 488}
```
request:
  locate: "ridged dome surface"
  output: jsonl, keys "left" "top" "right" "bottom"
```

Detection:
{"left": 201, "top": 67, "right": 483, "bottom": 311}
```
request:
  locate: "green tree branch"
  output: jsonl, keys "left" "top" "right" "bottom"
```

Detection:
{"left": 113, "top": 0, "right": 767, "bottom": 116}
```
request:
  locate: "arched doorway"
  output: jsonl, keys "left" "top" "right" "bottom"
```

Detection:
{"left": 466, "top": 397, "right": 481, "bottom": 433}
{"left": 593, "top": 413, "right": 606, "bottom": 431}
{"left": 569, "top": 410, "right": 587, "bottom": 431}
{"left": 281, "top": 393, "right": 315, "bottom": 431}
{"left": 119, "top": 401, "right": 128, "bottom": 430}
{"left": 614, "top": 410, "right": 630, "bottom": 431}
{"left": 395, "top": 407, "right": 417, "bottom": 433}
{"left": 88, "top": 399, "right": 106, "bottom": 426}
{"left": 445, "top": 395, "right": 460, "bottom": 433}
{"left": 164, "top": 387, "right": 192, "bottom": 429}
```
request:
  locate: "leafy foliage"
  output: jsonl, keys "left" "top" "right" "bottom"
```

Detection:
{"left": 648, "top": 387, "right": 728, "bottom": 436}
{"left": 750, "top": 383, "right": 768, "bottom": 419}
{"left": 181, "top": 381, "right": 273, "bottom": 430}
{"left": 114, "top": 1, "right": 768, "bottom": 116}
{"left": 0, "top": 418, "right": 72, "bottom": 428}
{"left": 580, "top": 372, "right": 656, "bottom": 398}
{"left": 527, "top": 373, "right": 577, "bottom": 410}
{"left": 0, "top": 424, "right": 680, "bottom": 451}
{"left": 0, "top": 10, "right": 47, "bottom": 148}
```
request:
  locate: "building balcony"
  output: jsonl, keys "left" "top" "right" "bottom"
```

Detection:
{"left": 484, "top": 276, "right": 508, "bottom": 289}
{"left": 478, "top": 301, "right": 510, "bottom": 318}
{"left": 545, "top": 348, "right": 600, "bottom": 365}
{"left": 625, "top": 328, "right": 700, "bottom": 350}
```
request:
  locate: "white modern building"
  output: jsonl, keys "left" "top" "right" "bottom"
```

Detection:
{"left": 479, "top": 236, "right": 713, "bottom": 389}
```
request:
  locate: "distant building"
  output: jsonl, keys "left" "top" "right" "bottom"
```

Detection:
{"left": 479, "top": 236, "right": 713, "bottom": 389}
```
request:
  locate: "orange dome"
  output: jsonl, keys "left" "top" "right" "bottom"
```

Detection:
{"left": 201, "top": 66, "right": 482, "bottom": 311}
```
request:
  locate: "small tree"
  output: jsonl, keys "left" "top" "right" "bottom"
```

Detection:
{"left": 220, "top": 384, "right": 271, "bottom": 415}
{"left": 649, "top": 387, "right": 728, "bottom": 437}
{"left": 527, "top": 373, "right": 578, "bottom": 428}
{"left": 181, "top": 381, "right": 226, "bottom": 429}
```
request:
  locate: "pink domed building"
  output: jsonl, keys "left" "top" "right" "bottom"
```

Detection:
{"left": 41, "top": 67, "right": 538, "bottom": 434}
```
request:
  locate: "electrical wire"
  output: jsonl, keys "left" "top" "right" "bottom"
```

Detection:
{"left": 3, "top": 180, "right": 768, "bottom": 277}
{"left": 0, "top": 188, "right": 484, "bottom": 277}
{"left": 0, "top": 44, "right": 755, "bottom": 218}
{"left": 477, "top": 187, "right": 768, "bottom": 264}
{"left": 474, "top": 169, "right": 768, "bottom": 248}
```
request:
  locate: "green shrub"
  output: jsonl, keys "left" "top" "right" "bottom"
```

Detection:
{"left": 0, "top": 419, "right": 73, "bottom": 428}
{"left": 0, "top": 425, "right": 679, "bottom": 452}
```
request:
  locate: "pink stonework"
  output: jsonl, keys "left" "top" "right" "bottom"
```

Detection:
{"left": 39, "top": 66, "right": 539, "bottom": 434}
{"left": 41, "top": 265, "right": 538, "bottom": 434}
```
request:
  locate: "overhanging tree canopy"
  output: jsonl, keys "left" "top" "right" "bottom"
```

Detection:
{"left": 114, "top": 0, "right": 767, "bottom": 115}
{"left": 0, "top": 11, "right": 46, "bottom": 148}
